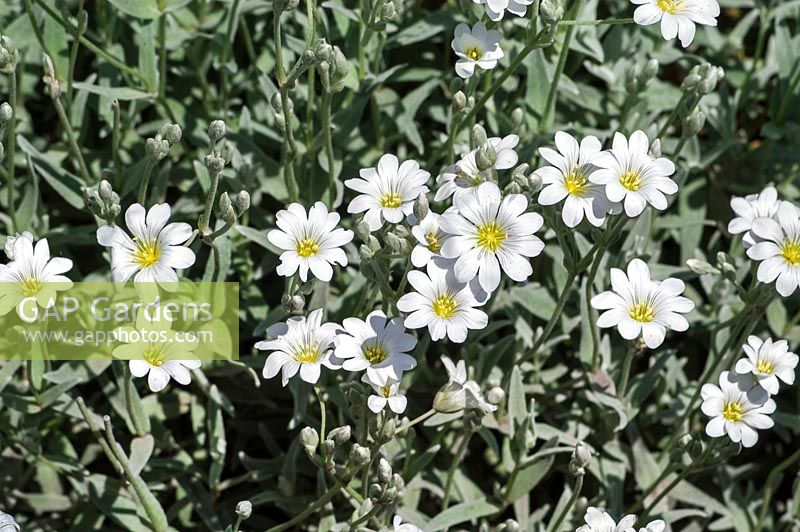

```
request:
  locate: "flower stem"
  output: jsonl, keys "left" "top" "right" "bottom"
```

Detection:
{"left": 53, "top": 94, "right": 94, "bottom": 184}
{"left": 137, "top": 158, "right": 156, "bottom": 206}
{"left": 266, "top": 480, "right": 343, "bottom": 532}
{"left": 322, "top": 92, "right": 336, "bottom": 206}
{"left": 539, "top": 24, "right": 575, "bottom": 133}
{"left": 395, "top": 408, "right": 435, "bottom": 435}
{"left": 617, "top": 343, "right": 641, "bottom": 399}
{"left": 6, "top": 72, "right": 17, "bottom": 232}
{"left": 314, "top": 385, "right": 327, "bottom": 450}
{"left": 656, "top": 93, "right": 688, "bottom": 141}
{"left": 626, "top": 462, "right": 676, "bottom": 514}
{"left": 546, "top": 473, "right": 584, "bottom": 532}
{"left": 158, "top": 13, "right": 168, "bottom": 99}
{"left": 441, "top": 433, "right": 471, "bottom": 509}
{"left": 199, "top": 166, "right": 222, "bottom": 234}
{"left": 558, "top": 17, "right": 634, "bottom": 26}
{"left": 124, "top": 366, "right": 147, "bottom": 436}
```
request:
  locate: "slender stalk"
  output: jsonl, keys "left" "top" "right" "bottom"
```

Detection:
{"left": 395, "top": 408, "right": 435, "bottom": 435}
{"left": 266, "top": 481, "right": 343, "bottom": 532}
{"left": 111, "top": 99, "right": 121, "bottom": 185}
{"left": 273, "top": 9, "right": 286, "bottom": 85}
{"left": 321, "top": 92, "right": 335, "bottom": 206}
{"left": 617, "top": 343, "right": 640, "bottom": 398}
{"left": 558, "top": 17, "right": 634, "bottom": 26}
{"left": 158, "top": 13, "right": 167, "bottom": 98}
{"left": 66, "top": 0, "right": 85, "bottom": 107}
{"left": 546, "top": 474, "right": 584, "bottom": 532}
{"left": 516, "top": 271, "right": 578, "bottom": 366}
{"left": 137, "top": 158, "right": 156, "bottom": 205}
{"left": 754, "top": 447, "right": 800, "bottom": 532}
{"left": 540, "top": 24, "right": 575, "bottom": 133}
{"left": 639, "top": 469, "right": 690, "bottom": 521}
{"left": 6, "top": 72, "right": 17, "bottom": 231}
{"left": 626, "top": 463, "right": 676, "bottom": 514}
{"left": 656, "top": 93, "right": 688, "bottom": 140}
{"left": 53, "top": 95, "right": 94, "bottom": 184}
{"left": 124, "top": 366, "right": 146, "bottom": 436}
{"left": 314, "top": 385, "right": 327, "bottom": 452}
{"left": 199, "top": 166, "right": 222, "bottom": 234}
{"left": 441, "top": 433, "right": 471, "bottom": 509}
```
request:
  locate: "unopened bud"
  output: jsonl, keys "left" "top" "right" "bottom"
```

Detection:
{"left": 413, "top": 193, "right": 429, "bottom": 221}
{"left": 208, "top": 120, "right": 226, "bottom": 142}
{"left": 350, "top": 444, "right": 371, "bottom": 468}
{"left": 0, "top": 102, "right": 12, "bottom": 123}
{"left": 573, "top": 442, "right": 592, "bottom": 468}
{"left": 500, "top": 519, "right": 520, "bottom": 532}
{"left": 223, "top": 206, "right": 237, "bottom": 225}
{"left": 235, "top": 500, "right": 252, "bottom": 520}
{"left": 683, "top": 109, "right": 706, "bottom": 137}
{"left": 649, "top": 138, "right": 662, "bottom": 158}
{"left": 385, "top": 232, "right": 402, "bottom": 253}
{"left": 380, "top": 1, "right": 396, "bottom": 21}
{"left": 281, "top": 294, "right": 305, "bottom": 313}
{"left": 219, "top": 192, "right": 232, "bottom": 213}
{"left": 378, "top": 458, "right": 392, "bottom": 484}
{"left": 146, "top": 138, "right": 170, "bottom": 161}
{"left": 160, "top": 123, "right": 182, "bottom": 144}
{"left": 98, "top": 180, "right": 113, "bottom": 201}
{"left": 368, "top": 483, "right": 383, "bottom": 500}
{"left": 0, "top": 36, "right": 19, "bottom": 74}
{"left": 471, "top": 124, "right": 487, "bottom": 147}
{"left": 328, "top": 425, "right": 351, "bottom": 445}
{"left": 236, "top": 191, "right": 251, "bottom": 214}
{"left": 528, "top": 172, "right": 543, "bottom": 194}
{"left": 453, "top": 91, "right": 467, "bottom": 110}
{"left": 300, "top": 426, "right": 319, "bottom": 457}
{"left": 686, "top": 258, "right": 718, "bottom": 275}
{"left": 204, "top": 154, "right": 226, "bottom": 174}
{"left": 540, "top": 0, "right": 564, "bottom": 24}
{"left": 681, "top": 71, "right": 703, "bottom": 93}
{"left": 642, "top": 58, "right": 659, "bottom": 81}
{"left": 487, "top": 386, "right": 505, "bottom": 405}
{"left": 476, "top": 143, "right": 496, "bottom": 171}
{"left": 511, "top": 107, "right": 524, "bottom": 126}
{"left": 220, "top": 141, "right": 235, "bottom": 163}
{"left": 322, "top": 439, "right": 335, "bottom": 456}
{"left": 313, "top": 39, "right": 333, "bottom": 63}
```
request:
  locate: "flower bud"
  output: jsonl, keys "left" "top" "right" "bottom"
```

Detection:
{"left": 0, "top": 36, "right": 19, "bottom": 74}
{"left": 42, "top": 54, "right": 61, "bottom": 99}
{"left": 368, "top": 483, "right": 383, "bottom": 500}
{"left": 350, "top": 444, "right": 371, "bottom": 468}
{"left": 648, "top": 138, "right": 662, "bottom": 158}
{"left": 413, "top": 193, "right": 429, "bottom": 221}
{"left": 390, "top": 473, "right": 405, "bottom": 491}
{"left": 328, "top": 425, "right": 351, "bottom": 445}
{"left": 625, "top": 63, "right": 640, "bottom": 94}
{"left": 208, "top": 120, "right": 227, "bottom": 142}
{"left": 204, "top": 154, "right": 226, "bottom": 174}
{"left": 385, "top": 232, "right": 402, "bottom": 253}
{"left": 699, "top": 66, "right": 724, "bottom": 94}
{"left": 686, "top": 258, "right": 718, "bottom": 275}
{"left": 281, "top": 294, "right": 305, "bottom": 314}
{"left": 528, "top": 172, "right": 543, "bottom": 194}
{"left": 313, "top": 39, "right": 333, "bottom": 64}
{"left": 146, "top": 138, "right": 170, "bottom": 161}
{"left": 97, "top": 180, "right": 113, "bottom": 202}
{"left": 378, "top": 458, "right": 392, "bottom": 484}
{"left": 453, "top": 91, "right": 467, "bottom": 110}
{"left": 235, "top": 191, "right": 251, "bottom": 214}
{"left": 355, "top": 221, "right": 372, "bottom": 242}
{"left": 220, "top": 141, "right": 235, "bottom": 164}
{"left": 433, "top": 383, "right": 466, "bottom": 413}
{"left": 160, "top": 123, "right": 183, "bottom": 144}
{"left": 0, "top": 102, "right": 12, "bottom": 124}
{"left": 487, "top": 386, "right": 505, "bottom": 405}
{"left": 300, "top": 426, "right": 319, "bottom": 457}
{"left": 235, "top": 500, "right": 252, "bottom": 520}
{"left": 322, "top": 439, "right": 336, "bottom": 456}
{"left": 540, "top": 0, "right": 564, "bottom": 24}
{"left": 681, "top": 71, "right": 703, "bottom": 93}
{"left": 219, "top": 192, "right": 232, "bottom": 213}
{"left": 223, "top": 206, "right": 237, "bottom": 225}
{"left": 382, "top": 486, "right": 398, "bottom": 502}
{"left": 359, "top": 244, "right": 375, "bottom": 261}
{"left": 380, "top": 1, "right": 396, "bottom": 21}
{"left": 573, "top": 442, "right": 592, "bottom": 468}
{"left": 380, "top": 418, "right": 396, "bottom": 440}
{"left": 642, "top": 58, "right": 659, "bottom": 81}
{"left": 476, "top": 143, "right": 496, "bottom": 171}
{"left": 471, "top": 124, "right": 488, "bottom": 147}
{"left": 683, "top": 109, "right": 706, "bottom": 137}
{"left": 511, "top": 107, "right": 524, "bottom": 126}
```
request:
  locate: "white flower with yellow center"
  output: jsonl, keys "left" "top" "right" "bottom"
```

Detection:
{"left": 438, "top": 182, "right": 544, "bottom": 293}
{"left": 746, "top": 201, "right": 800, "bottom": 297}
{"left": 410, "top": 212, "right": 451, "bottom": 268}
{"left": 451, "top": 23, "right": 504, "bottom": 79}
{"left": 345, "top": 154, "right": 430, "bottom": 231}
{"left": 735, "top": 336, "right": 798, "bottom": 396}
{"left": 536, "top": 132, "right": 620, "bottom": 228}
{"left": 267, "top": 202, "right": 353, "bottom": 283}
{"left": 256, "top": 309, "right": 341, "bottom": 386}
{"left": 435, "top": 134, "right": 519, "bottom": 201}
{"left": 728, "top": 185, "right": 781, "bottom": 248}
{"left": 472, "top": 0, "right": 533, "bottom": 21}
{"left": 631, "top": 0, "right": 720, "bottom": 48}
{"left": 576, "top": 507, "right": 636, "bottom": 532}
{"left": 97, "top": 203, "right": 195, "bottom": 283}
{"left": 397, "top": 261, "right": 488, "bottom": 343}
{"left": 335, "top": 310, "right": 417, "bottom": 385}
{"left": 0, "top": 235, "right": 73, "bottom": 320}
{"left": 590, "top": 131, "right": 678, "bottom": 218}
{"left": 701, "top": 370, "right": 775, "bottom": 448}
{"left": 114, "top": 310, "right": 202, "bottom": 393}
{"left": 591, "top": 258, "right": 694, "bottom": 349}
{"left": 362, "top": 374, "right": 408, "bottom": 414}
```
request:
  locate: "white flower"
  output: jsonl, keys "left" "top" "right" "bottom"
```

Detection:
{"left": 0, "top": 511, "right": 20, "bottom": 532}
{"left": 397, "top": 261, "right": 488, "bottom": 343}
{"left": 439, "top": 182, "right": 544, "bottom": 293}
{"left": 257, "top": 309, "right": 341, "bottom": 386}
{"left": 4, "top": 231, "right": 33, "bottom": 259}
{"left": 435, "top": 135, "right": 519, "bottom": 202}
{"left": 267, "top": 202, "right": 353, "bottom": 283}
{"left": 363, "top": 374, "right": 408, "bottom": 414}
{"left": 410, "top": 212, "right": 450, "bottom": 268}
{"left": 335, "top": 310, "right": 417, "bottom": 385}
{"left": 734, "top": 336, "right": 798, "bottom": 396}
{"left": 433, "top": 355, "right": 497, "bottom": 414}
{"left": 473, "top": 0, "right": 533, "bottom": 21}
{"left": 590, "top": 131, "right": 677, "bottom": 218}
{"left": 345, "top": 154, "right": 430, "bottom": 231}
{"left": 591, "top": 258, "right": 694, "bottom": 349}
{"left": 631, "top": 0, "right": 720, "bottom": 48}
{"left": 392, "top": 515, "right": 422, "bottom": 532}
{"left": 97, "top": 203, "right": 195, "bottom": 283}
{"left": 114, "top": 311, "right": 202, "bottom": 393}
{"left": 536, "top": 132, "right": 619, "bottom": 228}
{"left": 728, "top": 185, "right": 781, "bottom": 248}
{"left": 0, "top": 235, "right": 73, "bottom": 320}
{"left": 639, "top": 520, "right": 665, "bottom": 532}
{"left": 701, "top": 370, "right": 775, "bottom": 448}
{"left": 746, "top": 201, "right": 800, "bottom": 297}
{"left": 451, "top": 23, "right": 504, "bottom": 79}
{"left": 576, "top": 507, "right": 636, "bottom": 532}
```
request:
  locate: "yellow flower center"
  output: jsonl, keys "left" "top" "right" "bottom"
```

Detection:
{"left": 143, "top": 344, "right": 167, "bottom": 367}
{"left": 619, "top": 171, "right": 643, "bottom": 192}
{"left": 426, "top": 232, "right": 442, "bottom": 253}
{"left": 21, "top": 277, "right": 43, "bottom": 297}
{"left": 380, "top": 384, "right": 392, "bottom": 398}
{"left": 657, "top": 0, "right": 685, "bottom": 14}
{"left": 296, "top": 237, "right": 320, "bottom": 258}
{"left": 432, "top": 293, "right": 457, "bottom": 319}
{"left": 363, "top": 343, "right": 389, "bottom": 365}
{"left": 133, "top": 238, "right": 161, "bottom": 269}
{"left": 629, "top": 302, "right": 655, "bottom": 323}
{"left": 464, "top": 47, "right": 482, "bottom": 61}
{"left": 756, "top": 358, "right": 775, "bottom": 374}
{"left": 780, "top": 239, "right": 800, "bottom": 266}
{"left": 722, "top": 401, "right": 744, "bottom": 422}
{"left": 294, "top": 344, "right": 320, "bottom": 364}
{"left": 476, "top": 221, "right": 506, "bottom": 252}
{"left": 379, "top": 191, "right": 403, "bottom": 209}
{"left": 564, "top": 167, "right": 589, "bottom": 196}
